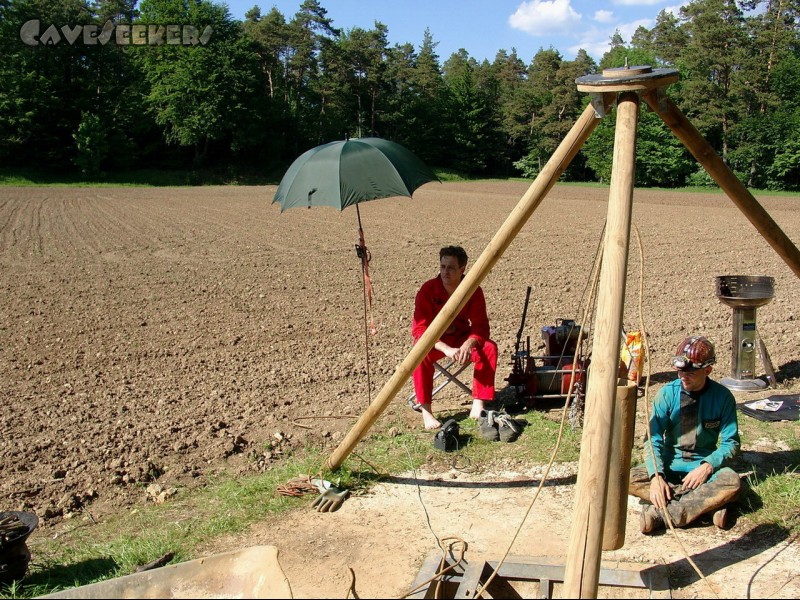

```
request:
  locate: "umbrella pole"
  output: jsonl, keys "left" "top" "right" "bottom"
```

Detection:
{"left": 356, "top": 205, "right": 373, "bottom": 408}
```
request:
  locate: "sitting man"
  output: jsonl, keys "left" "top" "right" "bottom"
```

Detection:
{"left": 629, "top": 335, "right": 742, "bottom": 533}
{"left": 411, "top": 245, "right": 498, "bottom": 429}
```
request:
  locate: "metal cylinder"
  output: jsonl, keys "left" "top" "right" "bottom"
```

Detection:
{"left": 715, "top": 275, "right": 775, "bottom": 391}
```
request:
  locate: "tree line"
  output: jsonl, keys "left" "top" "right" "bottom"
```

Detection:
{"left": 1, "top": 0, "right": 799, "bottom": 190}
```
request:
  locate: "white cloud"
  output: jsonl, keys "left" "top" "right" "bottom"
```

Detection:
{"left": 615, "top": 18, "right": 654, "bottom": 43}
{"left": 663, "top": 4, "right": 684, "bottom": 17}
{"left": 568, "top": 17, "right": 654, "bottom": 61}
{"left": 508, "top": 0, "right": 582, "bottom": 36}
{"left": 594, "top": 10, "right": 615, "bottom": 24}
{"left": 568, "top": 26, "right": 609, "bottom": 61}
{"left": 613, "top": 0, "right": 663, "bottom": 5}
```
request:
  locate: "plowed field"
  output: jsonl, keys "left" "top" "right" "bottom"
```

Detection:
{"left": 1, "top": 182, "right": 799, "bottom": 597}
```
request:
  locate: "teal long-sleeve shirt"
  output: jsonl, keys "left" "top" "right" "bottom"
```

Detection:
{"left": 645, "top": 378, "right": 740, "bottom": 479}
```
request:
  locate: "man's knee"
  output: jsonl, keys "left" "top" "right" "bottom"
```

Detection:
{"left": 710, "top": 467, "right": 742, "bottom": 497}
{"left": 474, "top": 339, "right": 498, "bottom": 369}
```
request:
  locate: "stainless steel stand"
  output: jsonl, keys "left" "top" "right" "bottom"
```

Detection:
{"left": 715, "top": 275, "right": 775, "bottom": 391}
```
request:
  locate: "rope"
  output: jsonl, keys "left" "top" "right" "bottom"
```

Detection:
{"left": 399, "top": 444, "right": 468, "bottom": 599}
{"left": 472, "top": 225, "right": 606, "bottom": 599}
{"left": 357, "top": 226, "right": 378, "bottom": 337}
{"left": 634, "top": 223, "right": 720, "bottom": 599}
{"left": 355, "top": 209, "right": 377, "bottom": 410}
{"left": 275, "top": 475, "right": 319, "bottom": 498}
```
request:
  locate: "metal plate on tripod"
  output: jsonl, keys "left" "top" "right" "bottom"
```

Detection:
{"left": 576, "top": 67, "right": 679, "bottom": 92}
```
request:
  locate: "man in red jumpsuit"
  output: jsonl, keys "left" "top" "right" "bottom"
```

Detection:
{"left": 411, "top": 246, "right": 498, "bottom": 429}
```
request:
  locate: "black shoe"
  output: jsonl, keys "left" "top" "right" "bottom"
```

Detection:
{"left": 495, "top": 411, "right": 522, "bottom": 443}
{"left": 477, "top": 410, "right": 499, "bottom": 441}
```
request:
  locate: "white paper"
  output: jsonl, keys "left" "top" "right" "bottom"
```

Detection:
{"left": 745, "top": 399, "right": 783, "bottom": 412}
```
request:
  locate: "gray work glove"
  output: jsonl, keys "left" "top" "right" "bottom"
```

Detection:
{"left": 311, "top": 486, "right": 350, "bottom": 513}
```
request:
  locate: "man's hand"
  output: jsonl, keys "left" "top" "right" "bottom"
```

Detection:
{"left": 681, "top": 462, "right": 713, "bottom": 491}
{"left": 649, "top": 474, "right": 673, "bottom": 509}
{"left": 438, "top": 339, "right": 475, "bottom": 366}
{"left": 453, "top": 338, "right": 476, "bottom": 365}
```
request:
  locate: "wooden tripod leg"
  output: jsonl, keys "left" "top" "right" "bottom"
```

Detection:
{"left": 324, "top": 97, "right": 612, "bottom": 471}
{"left": 643, "top": 90, "right": 800, "bottom": 279}
{"left": 563, "top": 91, "right": 640, "bottom": 599}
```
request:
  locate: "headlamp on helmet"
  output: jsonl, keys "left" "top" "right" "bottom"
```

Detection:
{"left": 671, "top": 336, "right": 716, "bottom": 371}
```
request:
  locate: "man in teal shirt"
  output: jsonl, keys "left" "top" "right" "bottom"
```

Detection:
{"left": 629, "top": 336, "right": 742, "bottom": 533}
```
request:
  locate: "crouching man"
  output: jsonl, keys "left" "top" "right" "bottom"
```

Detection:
{"left": 629, "top": 335, "right": 742, "bottom": 533}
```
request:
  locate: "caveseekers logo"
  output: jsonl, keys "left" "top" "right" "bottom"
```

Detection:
{"left": 20, "top": 20, "right": 213, "bottom": 46}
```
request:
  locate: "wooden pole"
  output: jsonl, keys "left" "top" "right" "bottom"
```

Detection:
{"left": 602, "top": 380, "right": 638, "bottom": 551}
{"left": 325, "top": 98, "right": 611, "bottom": 471}
{"left": 643, "top": 90, "right": 800, "bottom": 279}
{"left": 562, "top": 91, "right": 640, "bottom": 598}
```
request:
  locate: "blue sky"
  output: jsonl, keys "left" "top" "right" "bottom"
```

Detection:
{"left": 221, "top": 0, "right": 686, "bottom": 63}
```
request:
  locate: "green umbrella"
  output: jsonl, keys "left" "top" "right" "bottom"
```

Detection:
{"left": 272, "top": 137, "right": 439, "bottom": 212}
{"left": 272, "top": 137, "right": 438, "bottom": 405}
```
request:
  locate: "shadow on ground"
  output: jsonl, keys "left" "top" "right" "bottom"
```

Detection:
{"left": 665, "top": 523, "right": 795, "bottom": 593}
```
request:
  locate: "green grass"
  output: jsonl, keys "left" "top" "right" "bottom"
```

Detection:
{"left": 735, "top": 416, "right": 800, "bottom": 530}
{"left": 744, "top": 469, "right": 800, "bottom": 530}
{"left": 3, "top": 166, "right": 796, "bottom": 195}
{"left": 9, "top": 453, "right": 327, "bottom": 597}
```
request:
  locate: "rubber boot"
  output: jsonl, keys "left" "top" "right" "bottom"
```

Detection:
{"left": 712, "top": 506, "right": 729, "bottom": 529}
{"left": 628, "top": 466, "right": 652, "bottom": 502}
{"left": 640, "top": 505, "right": 665, "bottom": 534}
{"left": 662, "top": 468, "right": 741, "bottom": 528}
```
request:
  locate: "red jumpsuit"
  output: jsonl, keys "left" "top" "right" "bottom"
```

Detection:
{"left": 411, "top": 275, "right": 497, "bottom": 405}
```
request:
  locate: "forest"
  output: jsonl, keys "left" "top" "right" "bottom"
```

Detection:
{"left": 1, "top": 0, "right": 799, "bottom": 190}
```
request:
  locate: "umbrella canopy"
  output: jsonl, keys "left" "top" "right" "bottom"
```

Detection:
{"left": 272, "top": 137, "right": 439, "bottom": 212}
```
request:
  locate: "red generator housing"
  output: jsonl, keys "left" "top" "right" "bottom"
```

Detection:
{"left": 508, "top": 319, "right": 589, "bottom": 406}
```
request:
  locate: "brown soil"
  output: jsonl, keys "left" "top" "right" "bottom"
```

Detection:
{"left": 1, "top": 182, "right": 799, "bottom": 597}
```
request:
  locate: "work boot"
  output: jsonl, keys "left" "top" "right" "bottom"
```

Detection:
{"left": 640, "top": 506, "right": 665, "bottom": 534}
{"left": 712, "top": 506, "right": 728, "bottom": 529}
{"left": 477, "top": 410, "right": 499, "bottom": 441}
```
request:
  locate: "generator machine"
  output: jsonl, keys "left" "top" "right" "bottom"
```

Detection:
{"left": 505, "top": 287, "right": 589, "bottom": 408}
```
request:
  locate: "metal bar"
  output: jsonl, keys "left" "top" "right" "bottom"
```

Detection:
{"left": 466, "top": 557, "right": 671, "bottom": 598}
{"left": 433, "top": 361, "right": 472, "bottom": 395}
{"left": 406, "top": 553, "right": 449, "bottom": 599}
{"left": 405, "top": 360, "right": 472, "bottom": 404}
{"left": 453, "top": 561, "right": 486, "bottom": 599}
